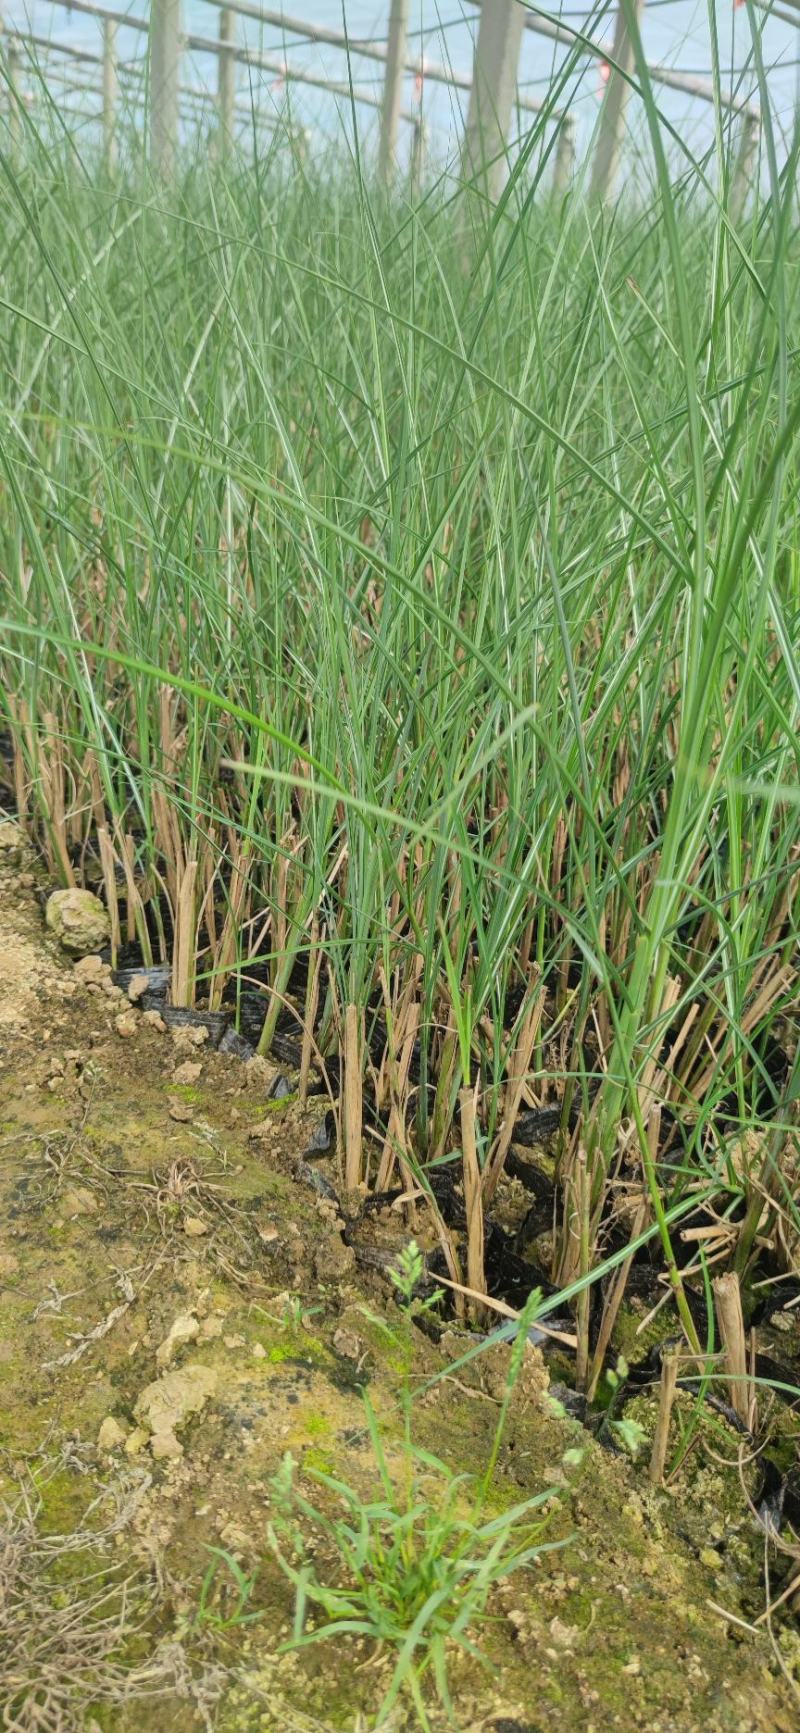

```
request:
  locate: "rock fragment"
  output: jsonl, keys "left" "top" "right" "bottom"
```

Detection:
{"left": 133, "top": 1361, "right": 218, "bottom": 1460}
{"left": 333, "top": 1327, "right": 364, "bottom": 1361}
{"left": 243, "top": 1056, "right": 275, "bottom": 1093}
{"left": 73, "top": 954, "right": 111, "bottom": 983}
{"left": 97, "top": 1415, "right": 129, "bottom": 1452}
{"left": 198, "top": 1314, "right": 225, "bottom": 1341}
{"left": 183, "top": 1215, "right": 209, "bottom": 1237}
{"left": 173, "top": 1060, "right": 202, "bottom": 1086}
{"left": 46, "top": 888, "right": 110, "bottom": 955}
{"left": 0, "top": 820, "right": 28, "bottom": 868}
{"left": 124, "top": 1427, "right": 150, "bottom": 1457}
{"left": 156, "top": 1310, "right": 200, "bottom": 1369}
{"left": 170, "top": 1025, "right": 209, "bottom": 1052}
{"left": 168, "top": 1099, "right": 193, "bottom": 1122}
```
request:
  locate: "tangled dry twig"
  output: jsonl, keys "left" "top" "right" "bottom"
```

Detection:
{"left": 0, "top": 1477, "right": 183, "bottom": 1731}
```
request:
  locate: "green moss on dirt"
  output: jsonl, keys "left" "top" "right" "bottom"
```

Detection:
{"left": 611, "top": 1297, "right": 680, "bottom": 1362}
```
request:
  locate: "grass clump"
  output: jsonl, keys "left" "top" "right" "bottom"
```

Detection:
{"left": 266, "top": 1245, "right": 567, "bottom": 1728}
{"left": 0, "top": 9, "right": 799, "bottom": 1386}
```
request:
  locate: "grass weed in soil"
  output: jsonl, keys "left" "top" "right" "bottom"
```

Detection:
{"left": 0, "top": 9, "right": 800, "bottom": 1699}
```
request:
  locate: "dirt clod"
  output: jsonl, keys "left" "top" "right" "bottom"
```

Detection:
{"left": 243, "top": 1055, "right": 275, "bottom": 1093}
{"left": 169, "top": 1099, "right": 193, "bottom": 1122}
{"left": 97, "top": 1415, "right": 129, "bottom": 1451}
{"left": 173, "top": 1060, "right": 202, "bottom": 1086}
{"left": 333, "top": 1327, "right": 364, "bottom": 1361}
{"left": 183, "top": 1215, "right": 209, "bottom": 1237}
{"left": 156, "top": 1311, "right": 200, "bottom": 1369}
{"left": 0, "top": 820, "right": 27, "bottom": 866}
{"left": 314, "top": 1233, "right": 356, "bottom": 1281}
{"left": 45, "top": 887, "right": 110, "bottom": 954}
{"left": 133, "top": 1361, "right": 219, "bottom": 1459}
{"left": 199, "top": 1314, "right": 225, "bottom": 1340}
{"left": 170, "top": 1025, "right": 209, "bottom": 1052}
{"left": 73, "top": 955, "right": 110, "bottom": 982}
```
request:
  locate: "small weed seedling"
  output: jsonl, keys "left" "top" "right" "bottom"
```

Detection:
{"left": 278, "top": 1293, "right": 323, "bottom": 1332}
{"left": 266, "top": 1243, "right": 569, "bottom": 1728}
{"left": 192, "top": 1546, "right": 262, "bottom": 1634}
{"left": 255, "top": 1293, "right": 323, "bottom": 1333}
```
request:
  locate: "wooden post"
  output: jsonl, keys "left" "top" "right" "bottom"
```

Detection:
{"left": 149, "top": 0, "right": 182, "bottom": 177}
{"left": 730, "top": 110, "right": 759, "bottom": 221}
{"left": 590, "top": 0, "right": 645, "bottom": 205}
{"left": 217, "top": 6, "right": 236, "bottom": 155}
{"left": 378, "top": 0, "right": 409, "bottom": 184}
{"left": 102, "top": 19, "right": 118, "bottom": 168}
{"left": 552, "top": 113, "right": 576, "bottom": 200}
{"left": 461, "top": 0, "right": 526, "bottom": 202}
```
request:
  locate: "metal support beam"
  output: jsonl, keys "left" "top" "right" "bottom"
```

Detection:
{"left": 102, "top": 18, "right": 117, "bottom": 166}
{"left": 149, "top": 0, "right": 182, "bottom": 176}
{"left": 217, "top": 7, "right": 236, "bottom": 153}
{"left": 378, "top": 0, "right": 409, "bottom": 183}
{"left": 461, "top": 0, "right": 525, "bottom": 201}
{"left": 590, "top": 0, "right": 645, "bottom": 204}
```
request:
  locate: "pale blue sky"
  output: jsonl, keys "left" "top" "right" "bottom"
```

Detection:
{"left": 6, "top": 1, "right": 799, "bottom": 177}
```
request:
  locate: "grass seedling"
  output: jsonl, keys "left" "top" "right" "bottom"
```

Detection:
{"left": 191, "top": 1546, "right": 263, "bottom": 1635}
{"left": 266, "top": 1245, "right": 567, "bottom": 1728}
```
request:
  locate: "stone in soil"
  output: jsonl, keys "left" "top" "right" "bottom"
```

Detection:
{"left": 0, "top": 820, "right": 28, "bottom": 867}
{"left": 132, "top": 1361, "right": 219, "bottom": 1459}
{"left": 73, "top": 954, "right": 111, "bottom": 982}
{"left": 170, "top": 1025, "right": 209, "bottom": 1052}
{"left": 173, "top": 1060, "right": 202, "bottom": 1085}
{"left": 97, "top": 1415, "right": 129, "bottom": 1451}
{"left": 156, "top": 1310, "right": 200, "bottom": 1369}
{"left": 46, "top": 888, "right": 110, "bottom": 955}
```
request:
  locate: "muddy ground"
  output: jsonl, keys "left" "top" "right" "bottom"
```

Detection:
{"left": 0, "top": 849, "right": 798, "bottom": 1732}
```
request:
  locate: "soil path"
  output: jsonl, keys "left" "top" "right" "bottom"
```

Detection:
{"left": 0, "top": 847, "right": 797, "bottom": 1731}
